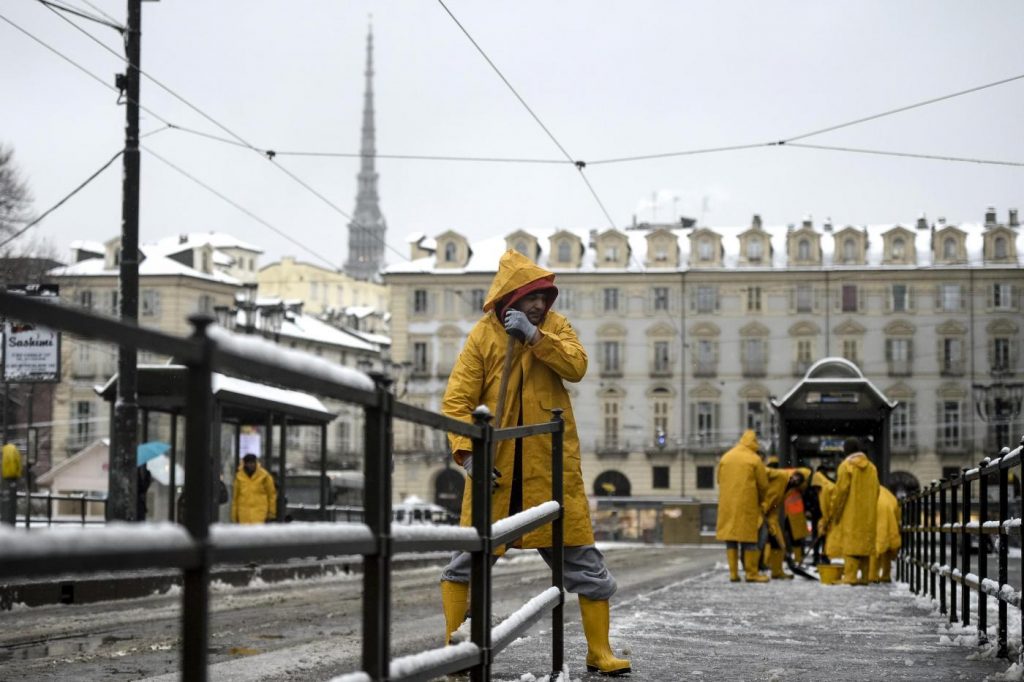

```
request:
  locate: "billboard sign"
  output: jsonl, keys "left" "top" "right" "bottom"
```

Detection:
{"left": 2, "top": 284, "right": 61, "bottom": 383}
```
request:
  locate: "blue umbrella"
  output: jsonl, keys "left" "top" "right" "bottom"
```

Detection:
{"left": 137, "top": 441, "right": 171, "bottom": 466}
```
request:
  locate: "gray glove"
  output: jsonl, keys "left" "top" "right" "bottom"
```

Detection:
{"left": 461, "top": 456, "right": 501, "bottom": 493}
{"left": 504, "top": 309, "right": 536, "bottom": 343}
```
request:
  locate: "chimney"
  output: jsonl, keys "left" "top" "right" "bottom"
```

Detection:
{"left": 916, "top": 213, "right": 928, "bottom": 230}
{"left": 179, "top": 234, "right": 188, "bottom": 244}
{"left": 787, "top": 223, "right": 795, "bottom": 232}
{"left": 985, "top": 206, "right": 997, "bottom": 226}
{"left": 823, "top": 217, "right": 833, "bottom": 232}
{"left": 802, "top": 214, "right": 813, "bottom": 230}
{"left": 751, "top": 214, "right": 762, "bottom": 230}
{"left": 937, "top": 217, "right": 947, "bottom": 227}
{"left": 1009, "top": 208, "right": 1019, "bottom": 228}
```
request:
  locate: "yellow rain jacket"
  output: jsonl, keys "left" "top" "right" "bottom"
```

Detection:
{"left": 875, "top": 485, "right": 902, "bottom": 555}
{"left": 231, "top": 464, "right": 277, "bottom": 524}
{"left": 2, "top": 443, "right": 23, "bottom": 479}
{"left": 444, "top": 250, "right": 593, "bottom": 548}
{"left": 831, "top": 451, "right": 879, "bottom": 557}
{"left": 784, "top": 467, "right": 812, "bottom": 542}
{"left": 714, "top": 430, "right": 768, "bottom": 544}
{"left": 812, "top": 470, "right": 840, "bottom": 557}
{"left": 761, "top": 468, "right": 791, "bottom": 545}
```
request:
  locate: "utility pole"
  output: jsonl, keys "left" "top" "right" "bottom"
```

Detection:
{"left": 109, "top": 0, "right": 143, "bottom": 521}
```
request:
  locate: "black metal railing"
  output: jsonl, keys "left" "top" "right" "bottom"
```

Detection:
{"left": 14, "top": 491, "right": 108, "bottom": 528}
{"left": 897, "top": 436, "right": 1024, "bottom": 660}
{"left": 0, "top": 292, "right": 566, "bottom": 682}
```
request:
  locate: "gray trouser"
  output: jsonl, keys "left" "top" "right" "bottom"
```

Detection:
{"left": 440, "top": 545, "right": 617, "bottom": 601}
{"left": 725, "top": 540, "right": 758, "bottom": 553}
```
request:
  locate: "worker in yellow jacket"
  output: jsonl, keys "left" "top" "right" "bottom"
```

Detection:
{"left": 870, "top": 485, "right": 901, "bottom": 583}
{"left": 827, "top": 438, "right": 879, "bottom": 585}
{"left": 439, "top": 250, "right": 629, "bottom": 676}
{"left": 231, "top": 453, "right": 277, "bottom": 524}
{"left": 811, "top": 467, "right": 838, "bottom": 563}
{"left": 715, "top": 430, "right": 769, "bottom": 583}
{"left": 761, "top": 467, "right": 809, "bottom": 579}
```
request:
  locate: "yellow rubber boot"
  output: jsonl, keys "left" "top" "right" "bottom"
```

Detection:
{"left": 726, "top": 548, "right": 741, "bottom": 582}
{"left": 440, "top": 580, "right": 469, "bottom": 645}
{"left": 842, "top": 556, "right": 861, "bottom": 585}
{"left": 880, "top": 550, "right": 895, "bottom": 582}
{"left": 868, "top": 554, "right": 880, "bottom": 583}
{"left": 793, "top": 545, "right": 804, "bottom": 565}
{"left": 744, "top": 549, "right": 769, "bottom": 582}
{"left": 578, "top": 596, "right": 631, "bottom": 676}
{"left": 768, "top": 548, "right": 792, "bottom": 579}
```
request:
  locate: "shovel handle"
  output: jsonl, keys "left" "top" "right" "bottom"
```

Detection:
{"left": 494, "top": 335, "right": 518, "bottom": 430}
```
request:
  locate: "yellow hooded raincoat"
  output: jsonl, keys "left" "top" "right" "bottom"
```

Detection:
{"left": 444, "top": 250, "right": 593, "bottom": 549}
{"left": 231, "top": 464, "right": 277, "bottom": 524}
{"left": 831, "top": 451, "right": 879, "bottom": 557}
{"left": 714, "top": 430, "right": 768, "bottom": 544}
{"left": 875, "top": 485, "right": 901, "bottom": 556}
{"left": 812, "top": 470, "right": 841, "bottom": 557}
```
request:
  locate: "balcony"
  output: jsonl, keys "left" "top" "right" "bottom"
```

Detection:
{"left": 890, "top": 437, "right": 917, "bottom": 456}
{"left": 940, "top": 361, "right": 965, "bottom": 377}
{"left": 686, "top": 433, "right": 727, "bottom": 455}
{"left": 594, "top": 437, "right": 630, "bottom": 458}
{"left": 649, "top": 366, "right": 673, "bottom": 379}
{"left": 599, "top": 366, "right": 624, "bottom": 379}
{"left": 742, "top": 361, "right": 766, "bottom": 378}
{"left": 936, "top": 441, "right": 967, "bottom": 456}
{"left": 990, "top": 364, "right": 1017, "bottom": 379}
{"left": 644, "top": 440, "right": 682, "bottom": 458}
{"left": 693, "top": 363, "right": 717, "bottom": 378}
{"left": 887, "top": 360, "right": 913, "bottom": 377}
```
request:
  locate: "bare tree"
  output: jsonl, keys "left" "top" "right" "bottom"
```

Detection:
{"left": 0, "top": 144, "right": 60, "bottom": 284}
{"left": 0, "top": 144, "right": 33, "bottom": 239}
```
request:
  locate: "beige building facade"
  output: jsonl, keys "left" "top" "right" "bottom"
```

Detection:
{"left": 385, "top": 208, "right": 1024, "bottom": 510}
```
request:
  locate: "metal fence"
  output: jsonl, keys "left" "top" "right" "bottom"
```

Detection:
{"left": 897, "top": 437, "right": 1024, "bottom": 660}
{"left": 14, "top": 491, "right": 108, "bottom": 528}
{"left": 0, "top": 292, "right": 566, "bottom": 682}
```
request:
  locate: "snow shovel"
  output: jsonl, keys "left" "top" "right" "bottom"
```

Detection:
{"left": 784, "top": 553, "right": 818, "bottom": 581}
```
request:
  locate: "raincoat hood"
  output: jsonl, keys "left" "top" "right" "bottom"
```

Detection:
{"left": 845, "top": 452, "right": 870, "bottom": 469}
{"left": 738, "top": 429, "right": 760, "bottom": 453}
{"left": 483, "top": 250, "right": 558, "bottom": 318}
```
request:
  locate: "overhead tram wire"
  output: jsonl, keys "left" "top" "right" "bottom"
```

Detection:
{"left": 435, "top": 0, "right": 616, "bottom": 229}
{"left": 36, "top": 0, "right": 124, "bottom": 31}
{"left": 783, "top": 143, "right": 1024, "bottom": 169}
{"left": 0, "top": 149, "right": 125, "bottom": 250}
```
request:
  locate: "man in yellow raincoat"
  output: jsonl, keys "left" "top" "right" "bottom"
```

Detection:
{"left": 439, "top": 250, "right": 629, "bottom": 676}
{"left": 760, "top": 467, "right": 809, "bottom": 580}
{"left": 715, "top": 431, "right": 769, "bottom": 583}
{"left": 231, "top": 453, "right": 277, "bottom": 524}
{"left": 869, "top": 485, "right": 901, "bottom": 583}
{"left": 827, "top": 438, "right": 879, "bottom": 585}
{"left": 810, "top": 466, "right": 837, "bottom": 563}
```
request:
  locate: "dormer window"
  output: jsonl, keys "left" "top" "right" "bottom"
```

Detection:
{"left": 201, "top": 251, "right": 210, "bottom": 272}
{"left": 655, "top": 246, "right": 668, "bottom": 262}
{"left": 747, "top": 238, "right": 763, "bottom": 262}
{"left": 604, "top": 245, "right": 618, "bottom": 262}
{"left": 995, "top": 236, "right": 1008, "bottom": 259}
{"left": 557, "top": 240, "right": 571, "bottom": 263}
{"left": 444, "top": 242, "right": 457, "bottom": 262}
{"left": 892, "top": 237, "right": 906, "bottom": 259}
{"left": 842, "top": 238, "right": 856, "bottom": 263}
{"left": 943, "top": 237, "right": 957, "bottom": 259}
{"left": 515, "top": 241, "right": 529, "bottom": 257}
{"left": 698, "top": 238, "right": 713, "bottom": 261}
{"left": 798, "top": 239, "right": 810, "bottom": 261}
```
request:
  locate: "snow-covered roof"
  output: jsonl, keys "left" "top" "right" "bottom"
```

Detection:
{"left": 212, "top": 373, "right": 333, "bottom": 417}
{"left": 68, "top": 239, "right": 104, "bottom": 254}
{"left": 150, "top": 231, "right": 263, "bottom": 254}
{"left": 278, "top": 312, "right": 380, "bottom": 352}
{"left": 385, "top": 219, "right": 1024, "bottom": 275}
{"left": 48, "top": 253, "right": 241, "bottom": 285}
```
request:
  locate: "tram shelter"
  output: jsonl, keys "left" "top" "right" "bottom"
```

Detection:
{"left": 771, "top": 357, "right": 896, "bottom": 484}
{"left": 97, "top": 365, "right": 336, "bottom": 522}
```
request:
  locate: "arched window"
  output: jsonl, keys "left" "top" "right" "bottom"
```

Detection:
{"left": 943, "top": 236, "right": 957, "bottom": 259}
{"left": 746, "top": 237, "right": 763, "bottom": 261}
{"left": 444, "top": 242, "right": 457, "bottom": 262}
{"left": 593, "top": 470, "right": 631, "bottom": 497}
{"left": 798, "top": 239, "right": 811, "bottom": 261}
{"left": 557, "top": 240, "right": 571, "bottom": 262}
{"left": 515, "top": 241, "right": 529, "bottom": 257}
{"left": 843, "top": 238, "right": 856, "bottom": 263}
{"left": 892, "top": 237, "right": 905, "bottom": 259}
{"left": 698, "top": 238, "right": 713, "bottom": 261}
{"left": 994, "top": 236, "right": 1008, "bottom": 259}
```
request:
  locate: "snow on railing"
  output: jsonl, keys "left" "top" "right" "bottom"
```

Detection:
{"left": 492, "top": 586, "right": 563, "bottom": 651}
{"left": 1003, "top": 518, "right": 1021, "bottom": 530}
{"left": 386, "top": 641, "right": 479, "bottom": 680}
{"left": 390, "top": 524, "right": 478, "bottom": 544}
{"left": 0, "top": 522, "right": 193, "bottom": 558}
{"left": 210, "top": 522, "right": 374, "bottom": 549}
{"left": 492, "top": 501, "right": 560, "bottom": 539}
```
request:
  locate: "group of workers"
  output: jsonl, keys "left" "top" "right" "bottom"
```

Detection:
{"left": 716, "top": 431, "right": 902, "bottom": 585}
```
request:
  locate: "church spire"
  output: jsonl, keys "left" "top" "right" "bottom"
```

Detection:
{"left": 344, "top": 23, "right": 386, "bottom": 281}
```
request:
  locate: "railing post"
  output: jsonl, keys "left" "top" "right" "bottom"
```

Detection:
{"left": 182, "top": 315, "right": 215, "bottom": 682}
{"left": 550, "top": 408, "right": 565, "bottom": 679}
{"left": 470, "top": 406, "right": 493, "bottom": 682}
{"left": 998, "top": 451, "right": 1009, "bottom": 659}
{"left": 939, "top": 480, "right": 947, "bottom": 616}
{"left": 978, "top": 459, "right": 990, "bottom": 644}
{"left": 950, "top": 478, "right": 958, "bottom": 624}
{"left": 914, "top": 495, "right": 921, "bottom": 594}
{"left": 362, "top": 373, "right": 393, "bottom": 681}
{"left": 80, "top": 494, "right": 86, "bottom": 527}
{"left": 961, "top": 467, "right": 971, "bottom": 628}
{"left": 929, "top": 484, "right": 937, "bottom": 601}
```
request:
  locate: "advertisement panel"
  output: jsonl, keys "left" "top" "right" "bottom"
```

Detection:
{"left": 2, "top": 284, "right": 61, "bottom": 383}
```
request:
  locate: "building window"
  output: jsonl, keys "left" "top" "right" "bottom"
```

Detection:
{"left": 939, "top": 401, "right": 961, "bottom": 449}
{"left": 842, "top": 238, "right": 857, "bottom": 263}
{"left": 336, "top": 421, "right": 350, "bottom": 454}
{"left": 795, "top": 339, "right": 813, "bottom": 375}
{"left": 795, "top": 284, "right": 813, "bottom": 313}
{"left": 698, "top": 238, "right": 713, "bottom": 261}
{"left": 696, "top": 466, "right": 714, "bottom": 490}
{"left": 412, "top": 342, "right": 429, "bottom": 374}
{"left": 744, "top": 401, "right": 765, "bottom": 436}
{"left": 695, "top": 340, "right": 716, "bottom": 376}
{"left": 197, "top": 294, "right": 213, "bottom": 314}
{"left": 602, "top": 400, "right": 620, "bottom": 450}
{"left": 601, "top": 341, "right": 621, "bottom": 375}
{"left": 841, "top": 284, "right": 858, "bottom": 312}
{"left": 892, "top": 402, "right": 914, "bottom": 450}
{"left": 445, "top": 242, "right": 457, "bottom": 262}
{"left": 76, "top": 289, "right": 93, "bottom": 310}
{"left": 941, "top": 338, "right": 963, "bottom": 375}
{"left": 653, "top": 287, "right": 669, "bottom": 311}
{"left": 74, "top": 400, "right": 93, "bottom": 444}
{"left": 995, "top": 236, "right": 1008, "bottom": 259}
{"left": 652, "top": 466, "right": 670, "bottom": 490}
{"left": 842, "top": 339, "right": 859, "bottom": 366}
{"left": 746, "top": 237, "right": 763, "bottom": 262}
{"left": 746, "top": 286, "right": 762, "bottom": 312}
{"left": 514, "top": 241, "right": 529, "bottom": 257}
{"left": 557, "top": 240, "right": 571, "bottom": 263}
{"left": 413, "top": 289, "right": 428, "bottom": 314}
{"left": 798, "top": 239, "right": 811, "bottom": 261}
{"left": 943, "top": 237, "right": 957, "bottom": 260}
{"left": 108, "top": 290, "right": 118, "bottom": 315}
{"left": 891, "top": 284, "right": 908, "bottom": 312}
{"left": 603, "top": 288, "right": 619, "bottom": 312}
{"left": 993, "top": 283, "right": 1013, "bottom": 310}
{"left": 141, "top": 290, "right": 161, "bottom": 317}
{"left": 604, "top": 245, "right": 619, "bottom": 262}
{"left": 892, "top": 237, "right": 906, "bottom": 260}
{"left": 653, "top": 398, "right": 669, "bottom": 441}
{"left": 653, "top": 341, "right": 670, "bottom": 374}
{"left": 885, "top": 338, "right": 912, "bottom": 376}
{"left": 742, "top": 339, "right": 766, "bottom": 377}
{"left": 470, "top": 288, "right": 485, "bottom": 313}
{"left": 654, "top": 245, "right": 668, "bottom": 262}
{"left": 694, "top": 402, "right": 716, "bottom": 443}
{"left": 940, "top": 284, "right": 961, "bottom": 312}
{"left": 993, "top": 338, "right": 1011, "bottom": 373}
{"left": 696, "top": 286, "right": 717, "bottom": 313}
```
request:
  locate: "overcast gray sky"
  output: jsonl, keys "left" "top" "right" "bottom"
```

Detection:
{"left": 2, "top": 1, "right": 1022, "bottom": 270}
